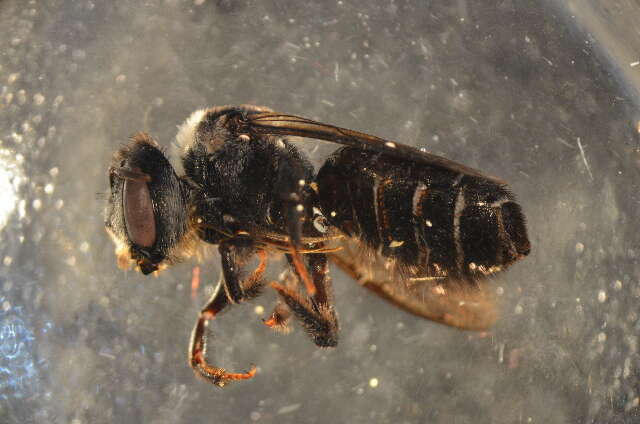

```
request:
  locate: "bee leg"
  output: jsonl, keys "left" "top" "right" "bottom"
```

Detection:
{"left": 262, "top": 302, "right": 292, "bottom": 334}
{"left": 188, "top": 240, "right": 266, "bottom": 387}
{"left": 188, "top": 281, "right": 257, "bottom": 387}
{"left": 288, "top": 245, "right": 316, "bottom": 296}
{"left": 271, "top": 253, "right": 338, "bottom": 347}
{"left": 263, "top": 268, "right": 295, "bottom": 332}
{"left": 219, "top": 238, "right": 267, "bottom": 303}
{"left": 274, "top": 155, "right": 317, "bottom": 296}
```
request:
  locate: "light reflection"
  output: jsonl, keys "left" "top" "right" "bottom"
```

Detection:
{"left": 0, "top": 148, "right": 23, "bottom": 230}
{"left": 0, "top": 298, "right": 39, "bottom": 399}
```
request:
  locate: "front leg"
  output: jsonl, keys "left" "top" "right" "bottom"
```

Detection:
{"left": 219, "top": 237, "right": 267, "bottom": 303}
{"left": 188, "top": 238, "right": 267, "bottom": 387}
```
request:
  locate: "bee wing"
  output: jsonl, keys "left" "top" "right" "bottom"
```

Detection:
{"left": 238, "top": 111, "right": 503, "bottom": 330}
{"left": 328, "top": 240, "right": 499, "bottom": 331}
{"left": 238, "top": 113, "right": 505, "bottom": 185}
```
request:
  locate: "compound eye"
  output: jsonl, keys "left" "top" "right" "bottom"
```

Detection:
{"left": 123, "top": 168, "right": 156, "bottom": 248}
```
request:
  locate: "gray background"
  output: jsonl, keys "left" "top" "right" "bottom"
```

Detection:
{"left": 2, "top": 0, "right": 640, "bottom": 423}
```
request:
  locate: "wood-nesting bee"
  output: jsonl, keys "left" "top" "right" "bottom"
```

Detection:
{"left": 105, "top": 105, "right": 530, "bottom": 387}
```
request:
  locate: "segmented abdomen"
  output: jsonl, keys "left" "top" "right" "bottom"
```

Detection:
{"left": 315, "top": 147, "right": 530, "bottom": 280}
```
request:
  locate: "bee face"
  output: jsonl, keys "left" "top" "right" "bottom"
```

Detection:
{"left": 105, "top": 133, "right": 190, "bottom": 274}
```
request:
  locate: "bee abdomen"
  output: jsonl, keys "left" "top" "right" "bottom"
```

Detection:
{"left": 456, "top": 182, "right": 530, "bottom": 277}
{"left": 316, "top": 147, "right": 530, "bottom": 280}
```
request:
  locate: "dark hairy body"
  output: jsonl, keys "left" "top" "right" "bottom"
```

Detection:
{"left": 105, "top": 105, "right": 530, "bottom": 387}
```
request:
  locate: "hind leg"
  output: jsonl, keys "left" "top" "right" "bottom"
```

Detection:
{"left": 271, "top": 252, "right": 339, "bottom": 347}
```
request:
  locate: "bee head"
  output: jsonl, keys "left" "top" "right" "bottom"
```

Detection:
{"left": 105, "top": 133, "right": 192, "bottom": 274}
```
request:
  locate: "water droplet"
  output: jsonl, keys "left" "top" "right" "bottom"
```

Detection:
{"left": 597, "top": 290, "right": 607, "bottom": 303}
{"left": 52, "top": 95, "right": 64, "bottom": 107}
{"left": 11, "top": 132, "right": 23, "bottom": 144}
{"left": 33, "top": 93, "right": 45, "bottom": 105}
{"left": 17, "top": 90, "right": 27, "bottom": 105}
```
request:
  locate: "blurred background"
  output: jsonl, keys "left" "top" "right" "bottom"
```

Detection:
{"left": 2, "top": 0, "right": 640, "bottom": 423}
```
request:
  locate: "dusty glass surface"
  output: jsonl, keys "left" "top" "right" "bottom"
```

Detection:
{"left": 2, "top": 1, "right": 640, "bottom": 423}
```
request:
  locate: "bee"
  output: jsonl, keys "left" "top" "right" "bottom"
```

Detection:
{"left": 105, "top": 105, "right": 530, "bottom": 387}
